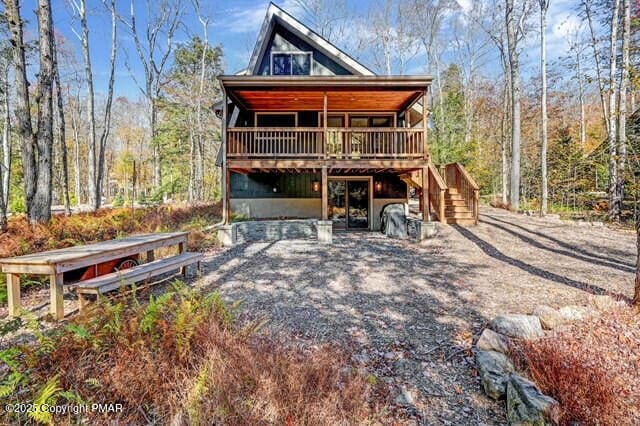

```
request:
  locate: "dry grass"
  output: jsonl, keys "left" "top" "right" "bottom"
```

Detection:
{"left": 1, "top": 284, "right": 388, "bottom": 425}
{"left": 512, "top": 307, "right": 640, "bottom": 425}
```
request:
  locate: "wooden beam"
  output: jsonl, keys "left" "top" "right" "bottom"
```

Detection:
{"left": 422, "top": 89, "right": 428, "bottom": 160}
{"left": 7, "top": 274, "right": 20, "bottom": 317}
{"left": 321, "top": 166, "right": 328, "bottom": 220}
{"left": 227, "top": 159, "right": 430, "bottom": 169}
{"left": 50, "top": 273, "right": 64, "bottom": 320}
{"left": 323, "top": 91, "right": 328, "bottom": 159}
{"left": 221, "top": 89, "right": 229, "bottom": 225}
{"left": 225, "top": 167, "right": 231, "bottom": 224}
{"left": 422, "top": 166, "right": 430, "bottom": 221}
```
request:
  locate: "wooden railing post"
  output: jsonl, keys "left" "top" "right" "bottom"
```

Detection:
{"left": 422, "top": 89, "right": 428, "bottom": 160}
{"left": 321, "top": 166, "right": 328, "bottom": 220}
{"left": 422, "top": 166, "right": 429, "bottom": 221}
{"left": 323, "top": 92, "right": 328, "bottom": 159}
{"left": 439, "top": 188, "right": 446, "bottom": 224}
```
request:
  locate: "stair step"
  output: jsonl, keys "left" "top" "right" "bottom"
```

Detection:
{"left": 447, "top": 188, "right": 459, "bottom": 194}
{"left": 445, "top": 200, "right": 467, "bottom": 207}
{"left": 446, "top": 217, "right": 477, "bottom": 225}
{"left": 445, "top": 205, "right": 471, "bottom": 213}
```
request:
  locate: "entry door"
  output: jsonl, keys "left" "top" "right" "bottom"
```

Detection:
{"left": 328, "top": 179, "right": 369, "bottom": 230}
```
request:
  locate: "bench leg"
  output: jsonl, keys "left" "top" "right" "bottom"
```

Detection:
{"left": 180, "top": 265, "right": 187, "bottom": 277}
{"left": 78, "top": 293, "right": 88, "bottom": 314}
{"left": 7, "top": 273, "right": 21, "bottom": 317}
{"left": 50, "top": 273, "right": 64, "bottom": 321}
{"left": 147, "top": 250, "right": 155, "bottom": 262}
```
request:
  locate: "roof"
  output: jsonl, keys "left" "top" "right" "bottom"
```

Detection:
{"left": 247, "top": 2, "right": 375, "bottom": 76}
{"left": 218, "top": 75, "right": 432, "bottom": 88}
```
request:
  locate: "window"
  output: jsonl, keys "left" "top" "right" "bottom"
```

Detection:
{"left": 271, "top": 52, "right": 312, "bottom": 75}
{"left": 256, "top": 113, "right": 297, "bottom": 127}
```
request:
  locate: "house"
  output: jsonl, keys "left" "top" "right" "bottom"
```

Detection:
{"left": 216, "top": 3, "right": 478, "bottom": 244}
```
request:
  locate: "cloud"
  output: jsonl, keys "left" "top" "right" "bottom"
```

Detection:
{"left": 214, "top": 3, "right": 267, "bottom": 34}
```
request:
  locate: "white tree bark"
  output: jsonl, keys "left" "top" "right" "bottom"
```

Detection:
{"left": 539, "top": 0, "right": 549, "bottom": 215}
{"left": 506, "top": 0, "right": 523, "bottom": 210}
{"left": 583, "top": 0, "right": 610, "bottom": 132}
{"left": 1, "top": 62, "right": 11, "bottom": 219}
{"left": 608, "top": 0, "right": 621, "bottom": 221}
{"left": 616, "top": 0, "right": 630, "bottom": 219}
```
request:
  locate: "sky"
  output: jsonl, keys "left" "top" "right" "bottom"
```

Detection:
{"left": 14, "top": 0, "right": 589, "bottom": 97}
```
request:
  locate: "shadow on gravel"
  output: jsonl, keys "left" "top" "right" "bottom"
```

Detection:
{"left": 482, "top": 214, "right": 635, "bottom": 271}
{"left": 452, "top": 224, "right": 630, "bottom": 302}
{"left": 199, "top": 233, "right": 506, "bottom": 424}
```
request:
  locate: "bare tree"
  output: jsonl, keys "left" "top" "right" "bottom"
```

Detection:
{"left": 0, "top": 42, "right": 11, "bottom": 230}
{"left": 293, "top": 0, "right": 351, "bottom": 43}
{"left": 616, "top": 0, "right": 630, "bottom": 220}
{"left": 582, "top": 0, "right": 610, "bottom": 131}
{"left": 608, "top": 0, "right": 621, "bottom": 221}
{"left": 505, "top": 0, "right": 531, "bottom": 210}
{"left": 120, "top": 0, "right": 184, "bottom": 193}
{"left": 635, "top": 223, "right": 640, "bottom": 306}
{"left": 6, "top": 0, "right": 55, "bottom": 223}
{"left": 52, "top": 38, "right": 71, "bottom": 215}
{"left": 539, "top": 0, "right": 549, "bottom": 215}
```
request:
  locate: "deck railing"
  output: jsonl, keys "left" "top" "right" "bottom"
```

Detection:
{"left": 227, "top": 127, "right": 425, "bottom": 159}
{"left": 427, "top": 163, "right": 447, "bottom": 223}
{"left": 444, "top": 162, "right": 480, "bottom": 224}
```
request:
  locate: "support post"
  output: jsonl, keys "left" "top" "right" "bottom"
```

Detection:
{"left": 225, "top": 167, "right": 231, "bottom": 224}
{"left": 221, "top": 88, "right": 229, "bottom": 224}
{"left": 422, "top": 89, "right": 428, "bottom": 160}
{"left": 323, "top": 91, "right": 328, "bottom": 159}
{"left": 422, "top": 166, "right": 430, "bottom": 221}
{"left": 440, "top": 188, "right": 447, "bottom": 224}
{"left": 321, "top": 166, "right": 328, "bottom": 220}
{"left": 146, "top": 250, "right": 155, "bottom": 262}
{"left": 50, "top": 273, "right": 64, "bottom": 320}
{"left": 7, "top": 273, "right": 20, "bottom": 317}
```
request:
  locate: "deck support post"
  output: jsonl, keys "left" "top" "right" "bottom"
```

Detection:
{"left": 422, "top": 89, "right": 428, "bottom": 160}
{"left": 221, "top": 88, "right": 229, "bottom": 225}
{"left": 225, "top": 167, "right": 231, "bottom": 225}
{"left": 50, "top": 273, "right": 64, "bottom": 320}
{"left": 7, "top": 273, "right": 20, "bottom": 317}
{"left": 321, "top": 166, "right": 328, "bottom": 220}
{"left": 422, "top": 166, "right": 430, "bottom": 221}
{"left": 323, "top": 92, "right": 328, "bottom": 159}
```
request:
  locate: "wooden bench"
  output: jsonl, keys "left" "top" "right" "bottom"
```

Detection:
{"left": 75, "top": 252, "right": 203, "bottom": 312}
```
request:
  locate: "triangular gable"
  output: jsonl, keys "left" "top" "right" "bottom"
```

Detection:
{"left": 247, "top": 2, "right": 374, "bottom": 76}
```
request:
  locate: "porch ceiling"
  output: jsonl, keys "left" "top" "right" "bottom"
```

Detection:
{"left": 219, "top": 75, "right": 431, "bottom": 112}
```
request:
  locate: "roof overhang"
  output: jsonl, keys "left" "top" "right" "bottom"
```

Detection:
{"left": 218, "top": 75, "right": 432, "bottom": 113}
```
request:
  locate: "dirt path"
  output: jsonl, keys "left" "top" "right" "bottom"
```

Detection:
{"left": 198, "top": 207, "right": 636, "bottom": 425}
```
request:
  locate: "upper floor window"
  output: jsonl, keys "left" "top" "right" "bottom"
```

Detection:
{"left": 271, "top": 52, "right": 312, "bottom": 75}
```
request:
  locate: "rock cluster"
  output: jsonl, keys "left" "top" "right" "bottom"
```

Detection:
{"left": 475, "top": 296, "right": 624, "bottom": 424}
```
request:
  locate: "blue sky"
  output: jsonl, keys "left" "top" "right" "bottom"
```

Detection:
{"left": 15, "top": 0, "right": 586, "bottom": 97}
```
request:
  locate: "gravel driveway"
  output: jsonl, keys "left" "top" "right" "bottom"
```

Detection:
{"left": 198, "top": 206, "right": 637, "bottom": 425}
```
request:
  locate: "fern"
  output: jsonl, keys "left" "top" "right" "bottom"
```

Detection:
{"left": 28, "top": 375, "right": 61, "bottom": 426}
{"left": 66, "top": 324, "right": 93, "bottom": 342}
{"left": 140, "top": 291, "right": 174, "bottom": 333}
{"left": 0, "top": 348, "right": 25, "bottom": 398}
{"left": 186, "top": 363, "right": 211, "bottom": 424}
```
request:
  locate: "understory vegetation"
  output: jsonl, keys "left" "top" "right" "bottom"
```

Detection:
{"left": 0, "top": 203, "right": 221, "bottom": 305}
{"left": 0, "top": 283, "right": 388, "bottom": 425}
{"left": 512, "top": 307, "right": 640, "bottom": 425}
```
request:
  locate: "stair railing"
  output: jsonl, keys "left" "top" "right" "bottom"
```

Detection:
{"left": 427, "top": 162, "right": 447, "bottom": 224}
{"left": 444, "top": 163, "right": 480, "bottom": 225}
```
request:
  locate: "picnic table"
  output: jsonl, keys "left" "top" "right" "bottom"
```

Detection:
{"left": 1, "top": 232, "right": 190, "bottom": 320}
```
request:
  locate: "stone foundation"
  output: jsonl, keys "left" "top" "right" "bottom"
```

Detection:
{"left": 217, "top": 219, "right": 333, "bottom": 246}
{"left": 407, "top": 218, "right": 439, "bottom": 241}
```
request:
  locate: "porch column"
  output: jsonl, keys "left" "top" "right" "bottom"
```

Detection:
{"left": 221, "top": 88, "right": 229, "bottom": 224}
{"left": 321, "top": 166, "right": 328, "bottom": 220}
{"left": 422, "top": 166, "right": 430, "bottom": 221}
{"left": 422, "top": 89, "right": 428, "bottom": 160}
{"left": 225, "top": 167, "right": 231, "bottom": 224}
{"left": 323, "top": 91, "right": 328, "bottom": 159}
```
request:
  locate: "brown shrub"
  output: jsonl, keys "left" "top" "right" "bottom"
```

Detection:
{"left": 3, "top": 285, "right": 388, "bottom": 425}
{"left": 512, "top": 308, "right": 640, "bottom": 425}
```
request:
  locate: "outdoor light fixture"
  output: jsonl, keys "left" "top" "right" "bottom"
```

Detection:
{"left": 312, "top": 179, "right": 320, "bottom": 192}
{"left": 375, "top": 181, "right": 382, "bottom": 192}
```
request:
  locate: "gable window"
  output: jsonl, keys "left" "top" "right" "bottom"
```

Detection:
{"left": 271, "top": 52, "right": 312, "bottom": 75}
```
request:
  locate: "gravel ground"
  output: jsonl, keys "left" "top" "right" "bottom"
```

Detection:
{"left": 196, "top": 206, "right": 636, "bottom": 425}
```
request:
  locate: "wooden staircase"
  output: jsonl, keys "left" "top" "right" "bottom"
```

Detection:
{"left": 401, "top": 163, "right": 479, "bottom": 226}
{"left": 444, "top": 187, "right": 477, "bottom": 225}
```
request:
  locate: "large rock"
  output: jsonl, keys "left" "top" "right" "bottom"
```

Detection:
{"left": 558, "top": 305, "right": 590, "bottom": 322}
{"left": 476, "top": 350, "right": 514, "bottom": 400}
{"left": 491, "top": 315, "right": 544, "bottom": 339}
{"left": 590, "top": 295, "right": 619, "bottom": 311}
{"left": 507, "top": 373, "right": 559, "bottom": 425}
{"left": 532, "top": 305, "right": 563, "bottom": 330}
{"left": 476, "top": 328, "right": 510, "bottom": 354}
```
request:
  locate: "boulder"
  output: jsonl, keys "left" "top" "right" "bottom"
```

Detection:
{"left": 558, "top": 305, "right": 590, "bottom": 322}
{"left": 590, "top": 295, "right": 621, "bottom": 312}
{"left": 476, "top": 350, "right": 514, "bottom": 400}
{"left": 491, "top": 315, "right": 544, "bottom": 339}
{"left": 476, "top": 328, "right": 510, "bottom": 354}
{"left": 532, "top": 305, "right": 564, "bottom": 330}
{"left": 507, "top": 373, "right": 559, "bottom": 425}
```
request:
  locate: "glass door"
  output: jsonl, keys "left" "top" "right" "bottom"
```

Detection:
{"left": 328, "top": 179, "right": 369, "bottom": 230}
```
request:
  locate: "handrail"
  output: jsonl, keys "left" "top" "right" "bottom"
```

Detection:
{"left": 426, "top": 162, "right": 447, "bottom": 224}
{"left": 443, "top": 162, "right": 479, "bottom": 225}
{"left": 227, "top": 127, "right": 425, "bottom": 159}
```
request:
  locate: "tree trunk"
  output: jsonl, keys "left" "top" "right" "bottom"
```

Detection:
{"left": 71, "top": 95, "right": 82, "bottom": 205}
{"left": 74, "top": 0, "right": 98, "bottom": 210}
{"left": 540, "top": 0, "right": 549, "bottom": 216}
{"left": 577, "top": 47, "right": 586, "bottom": 151}
{"left": 634, "top": 223, "right": 640, "bottom": 306}
{"left": 6, "top": 0, "right": 37, "bottom": 219}
{"left": 608, "top": 0, "right": 621, "bottom": 221}
{"left": 616, "top": 0, "right": 630, "bottom": 221}
{"left": 31, "top": 0, "right": 55, "bottom": 223}
{"left": 506, "top": 0, "right": 521, "bottom": 210}
{"left": 96, "top": 0, "right": 118, "bottom": 208}
{"left": 583, "top": 0, "right": 610, "bottom": 131}
{"left": 0, "top": 64, "right": 10, "bottom": 230}
{"left": 151, "top": 98, "right": 162, "bottom": 190}
{"left": 52, "top": 40, "right": 71, "bottom": 216}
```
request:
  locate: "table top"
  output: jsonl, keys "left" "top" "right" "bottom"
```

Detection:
{"left": 0, "top": 232, "right": 188, "bottom": 266}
